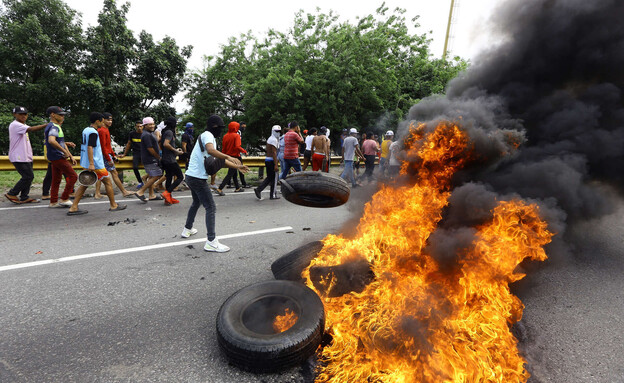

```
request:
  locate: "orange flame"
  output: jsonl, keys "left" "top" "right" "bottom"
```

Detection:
{"left": 273, "top": 308, "right": 298, "bottom": 333}
{"left": 304, "top": 121, "right": 553, "bottom": 382}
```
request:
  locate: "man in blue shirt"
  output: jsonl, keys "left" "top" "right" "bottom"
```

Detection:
{"left": 44, "top": 106, "right": 77, "bottom": 208}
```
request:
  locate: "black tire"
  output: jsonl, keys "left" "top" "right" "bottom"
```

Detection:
{"left": 216, "top": 280, "right": 325, "bottom": 373}
{"left": 280, "top": 171, "right": 350, "bottom": 208}
{"left": 271, "top": 241, "right": 324, "bottom": 282}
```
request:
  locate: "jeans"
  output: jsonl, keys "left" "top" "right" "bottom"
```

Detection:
{"left": 256, "top": 160, "right": 278, "bottom": 198}
{"left": 280, "top": 158, "right": 302, "bottom": 179}
{"left": 9, "top": 162, "right": 34, "bottom": 200}
{"left": 50, "top": 159, "right": 77, "bottom": 203}
{"left": 340, "top": 160, "right": 356, "bottom": 186}
{"left": 132, "top": 154, "right": 142, "bottom": 183}
{"left": 277, "top": 153, "right": 286, "bottom": 179}
{"left": 219, "top": 167, "right": 240, "bottom": 190}
{"left": 363, "top": 154, "right": 376, "bottom": 181}
{"left": 185, "top": 175, "right": 216, "bottom": 241}
{"left": 162, "top": 162, "right": 183, "bottom": 193}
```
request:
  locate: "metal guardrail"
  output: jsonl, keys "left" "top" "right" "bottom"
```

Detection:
{"left": 0, "top": 155, "right": 346, "bottom": 171}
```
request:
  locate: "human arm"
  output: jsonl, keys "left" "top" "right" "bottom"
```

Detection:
{"left": 26, "top": 124, "right": 47, "bottom": 133}
{"left": 205, "top": 142, "right": 246, "bottom": 171}
{"left": 119, "top": 138, "right": 132, "bottom": 158}
{"left": 147, "top": 147, "right": 161, "bottom": 161}
{"left": 267, "top": 143, "right": 278, "bottom": 171}
{"left": 87, "top": 146, "right": 95, "bottom": 171}
{"left": 164, "top": 137, "right": 183, "bottom": 156}
{"left": 48, "top": 135, "right": 77, "bottom": 165}
{"left": 355, "top": 145, "right": 365, "bottom": 161}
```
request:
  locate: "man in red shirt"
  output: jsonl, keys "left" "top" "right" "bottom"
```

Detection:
{"left": 216, "top": 121, "right": 248, "bottom": 195}
{"left": 94, "top": 112, "right": 134, "bottom": 198}
{"left": 361, "top": 131, "right": 380, "bottom": 183}
{"left": 280, "top": 121, "right": 305, "bottom": 179}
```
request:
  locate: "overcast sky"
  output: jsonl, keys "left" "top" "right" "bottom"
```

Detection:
{"left": 63, "top": 0, "right": 506, "bottom": 111}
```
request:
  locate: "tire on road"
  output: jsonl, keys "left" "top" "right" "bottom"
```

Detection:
{"left": 216, "top": 280, "right": 325, "bottom": 373}
{"left": 271, "top": 240, "right": 324, "bottom": 282}
{"left": 280, "top": 171, "right": 350, "bottom": 208}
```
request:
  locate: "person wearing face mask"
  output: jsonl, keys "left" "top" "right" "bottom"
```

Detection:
{"left": 253, "top": 125, "right": 281, "bottom": 200}
{"left": 215, "top": 121, "right": 248, "bottom": 195}
{"left": 181, "top": 122, "right": 194, "bottom": 170}
{"left": 160, "top": 116, "right": 184, "bottom": 205}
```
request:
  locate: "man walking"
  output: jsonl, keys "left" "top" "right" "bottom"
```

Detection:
{"left": 181, "top": 122, "right": 194, "bottom": 171}
{"left": 254, "top": 125, "right": 281, "bottom": 200}
{"left": 119, "top": 120, "right": 144, "bottom": 187}
{"left": 160, "top": 116, "right": 184, "bottom": 205}
{"left": 301, "top": 127, "right": 317, "bottom": 171}
{"left": 280, "top": 121, "right": 305, "bottom": 179}
{"left": 67, "top": 112, "right": 127, "bottom": 215}
{"left": 379, "top": 130, "right": 394, "bottom": 176}
{"left": 311, "top": 126, "right": 330, "bottom": 172}
{"left": 135, "top": 117, "right": 163, "bottom": 202}
{"left": 361, "top": 131, "right": 379, "bottom": 183}
{"left": 44, "top": 106, "right": 77, "bottom": 208}
{"left": 94, "top": 112, "right": 134, "bottom": 199}
{"left": 340, "top": 128, "right": 364, "bottom": 187}
{"left": 215, "top": 121, "right": 247, "bottom": 195}
{"left": 5, "top": 106, "right": 47, "bottom": 204}
{"left": 182, "top": 115, "right": 249, "bottom": 252}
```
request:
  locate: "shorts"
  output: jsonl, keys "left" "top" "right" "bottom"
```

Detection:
{"left": 144, "top": 162, "right": 163, "bottom": 177}
{"left": 94, "top": 168, "right": 110, "bottom": 180}
{"left": 104, "top": 161, "right": 116, "bottom": 172}
{"left": 303, "top": 150, "right": 312, "bottom": 160}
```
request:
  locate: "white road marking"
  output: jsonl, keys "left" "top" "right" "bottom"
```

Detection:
{"left": 0, "top": 226, "right": 292, "bottom": 272}
{"left": 0, "top": 192, "right": 256, "bottom": 211}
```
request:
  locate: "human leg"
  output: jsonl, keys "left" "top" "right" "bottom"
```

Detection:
{"left": 132, "top": 154, "right": 143, "bottom": 183}
{"left": 58, "top": 161, "right": 78, "bottom": 202}
{"left": 42, "top": 162, "right": 52, "bottom": 198}
{"left": 68, "top": 185, "right": 88, "bottom": 214}
{"left": 49, "top": 159, "right": 64, "bottom": 204}
{"left": 186, "top": 175, "right": 217, "bottom": 241}
{"left": 8, "top": 162, "right": 35, "bottom": 201}
{"left": 110, "top": 168, "right": 132, "bottom": 196}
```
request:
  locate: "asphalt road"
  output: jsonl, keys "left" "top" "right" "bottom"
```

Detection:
{"left": 1, "top": 184, "right": 623, "bottom": 383}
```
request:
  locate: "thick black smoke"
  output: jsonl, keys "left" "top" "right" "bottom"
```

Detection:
{"left": 402, "top": 0, "right": 624, "bottom": 262}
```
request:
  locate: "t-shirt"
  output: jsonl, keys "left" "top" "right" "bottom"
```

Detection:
{"left": 128, "top": 130, "right": 142, "bottom": 154}
{"left": 141, "top": 131, "right": 160, "bottom": 165}
{"left": 161, "top": 129, "right": 178, "bottom": 164}
{"left": 181, "top": 132, "right": 194, "bottom": 154}
{"left": 8, "top": 120, "right": 32, "bottom": 162}
{"left": 186, "top": 131, "right": 217, "bottom": 179}
{"left": 44, "top": 122, "right": 66, "bottom": 161}
{"left": 304, "top": 135, "right": 314, "bottom": 151}
{"left": 362, "top": 139, "right": 378, "bottom": 156}
{"left": 284, "top": 130, "right": 303, "bottom": 159}
{"left": 97, "top": 127, "right": 115, "bottom": 162}
{"left": 381, "top": 139, "right": 392, "bottom": 158}
{"left": 265, "top": 135, "right": 279, "bottom": 161}
{"left": 278, "top": 136, "right": 285, "bottom": 156}
{"left": 80, "top": 127, "right": 105, "bottom": 169}
{"left": 342, "top": 136, "right": 359, "bottom": 161}
{"left": 389, "top": 141, "right": 401, "bottom": 166}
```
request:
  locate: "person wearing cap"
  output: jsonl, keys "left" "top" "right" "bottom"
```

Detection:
{"left": 119, "top": 120, "right": 145, "bottom": 187}
{"left": 181, "top": 122, "right": 195, "bottom": 171}
{"left": 280, "top": 121, "right": 305, "bottom": 179}
{"left": 361, "top": 131, "right": 380, "bottom": 183}
{"left": 93, "top": 112, "right": 134, "bottom": 199}
{"left": 5, "top": 106, "right": 47, "bottom": 204}
{"left": 182, "top": 114, "right": 249, "bottom": 252}
{"left": 43, "top": 106, "right": 78, "bottom": 208}
{"left": 340, "top": 127, "right": 365, "bottom": 187}
{"left": 67, "top": 112, "right": 127, "bottom": 215}
{"left": 379, "top": 130, "right": 394, "bottom": 176}
{"left": 134, "top": 117, "right": 163, "bottom": 202}
{"left": 254, "top": 125, "right": 281, "bottom": 200}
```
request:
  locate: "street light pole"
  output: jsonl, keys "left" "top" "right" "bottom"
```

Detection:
{"left": 443, "top": 0, "right": 456, "bottom": 60}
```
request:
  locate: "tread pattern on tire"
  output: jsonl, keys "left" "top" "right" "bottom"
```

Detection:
{"left": 281, "top": 171, "right": 350, "bottom": 208}
{"left": 271, "top": 241, "right": 324, "bottom": 282}
{"left": 216, "top": 280, "right": 325, "bottom": 372}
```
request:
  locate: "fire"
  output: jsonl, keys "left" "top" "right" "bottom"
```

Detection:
{"left": 273, "top": 308, "right": 298, "bottom": 333}
{"left": 304, "top": 121, "right": 553, "bottom": 382}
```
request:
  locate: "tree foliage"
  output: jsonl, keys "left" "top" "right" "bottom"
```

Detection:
{"left": 0, "top": 0, "right": 192, "bottom": 153}
{"left": 186, "top": 5, "right": 467, "bottom": 151}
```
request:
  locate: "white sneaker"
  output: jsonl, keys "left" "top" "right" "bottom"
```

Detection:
{"left": 181, "top": 227, "right": 198, "bottom": 238}
{"left": 59, "top": 200, "right": 73, "bottom": 207}
{"left": 204, "top": 238, "right": 230, "bottom": 253}
{"left": 48, "top": 203, "right": 63, "bottom": 208}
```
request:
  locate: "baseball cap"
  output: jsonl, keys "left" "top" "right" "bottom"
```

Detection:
{"left": 272, "top": 125, "right": 281, "bottom": 131}
{"left": 303, "top": 129, "right": 308, "bottom": 134}
{"left": 46, "top": 106, "right": 67, "bottom": 116}
{"left": 385, "top": 130, "right": 394, "bottom": 136}
{"left": 349, "top": 128, "right": 358, "bottom": 134}
{"left": 142, "top": 117, "right": 155, "bottom": 125}
{"left": 185, "top": 122, "right": 194, "bottom": 128}
{"left": 13, "top": 106, "right": 28, "bottom": 114}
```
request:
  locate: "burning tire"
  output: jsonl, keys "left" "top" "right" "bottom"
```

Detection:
{"left": 280, "top": 171, "right": 350, "bottom": 208}
{"left": 271, "top": 241, "right": 324, "bottom": 282}
{"left": 216, "top": 280, "right": 325, "bottom": 372}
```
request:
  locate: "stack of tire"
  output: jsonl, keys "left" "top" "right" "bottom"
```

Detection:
{"left": 216, "top": 172, "right": 350, "bottom": 373}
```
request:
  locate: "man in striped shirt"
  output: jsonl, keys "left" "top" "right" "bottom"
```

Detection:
{"left": 280, "top": 121, "right": 305, "bottom": 179}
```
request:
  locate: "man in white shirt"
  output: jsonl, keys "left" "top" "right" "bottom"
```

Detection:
{"left": 340, "top": 128, "right": 364, "bottom": 187}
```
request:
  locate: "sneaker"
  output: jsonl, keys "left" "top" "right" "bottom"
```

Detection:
{"left": 171, "top": 198, "right": 180, "bottom": 204}
{"left": 215, "top": 188, "right": 225, "bottom": 196}
{"left": 181, "top": 227, "right": 198, "bottom": 238}
{"left": 59, "top": 200, "right": 73, "bottom": 207}
{"left": 210, "top": 184, "right": 218, "bottom": 190}
{"left": 204, "top": 238, "right": 230, "bottom": 253}
{"left": 136, "top": 182, "right": 144, "bottom": 190}
{"left": 270, "top": 196, "right": 281, "bottom": 200}
{"left": 162, "top": 190, "right": 174, "bottom": 204}
{"left": 49, "top": 203, "right": 65, "bottom": 208}
{"left": 253, "top": 188, "right": 262, "bottom": 200}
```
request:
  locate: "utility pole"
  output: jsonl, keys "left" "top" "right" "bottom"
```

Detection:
{"left": 443, "top": 0, "right": 457, "bottom": 60}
